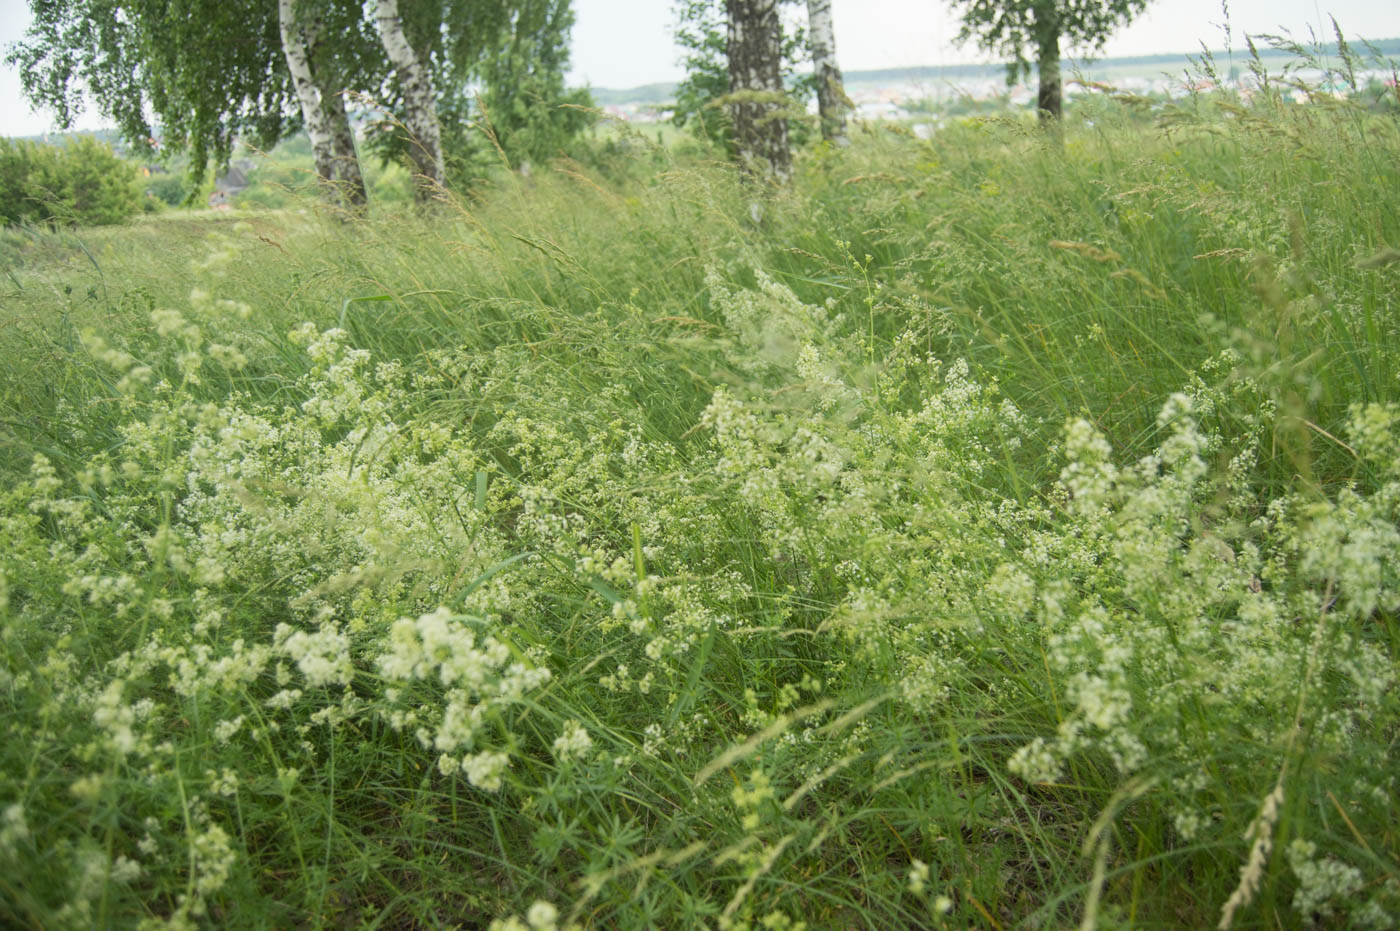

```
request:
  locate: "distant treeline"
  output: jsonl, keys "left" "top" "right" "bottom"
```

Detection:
{"left": 587, "top": 36, "right": 1400, "bottom": 106}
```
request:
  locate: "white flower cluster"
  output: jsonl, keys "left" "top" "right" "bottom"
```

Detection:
{"left": 1286, "top": 839, "right": 1364, "bottom": 921}
{"left": 274, "top": 619, "right": 352, "bottom": 688}
{"left": 706, "top": 266, "right": 837, "bottom": 375}
{"left": 1060, "top": 418, "right": 1117, "bottom": 515}
{"left": 377, "top": 607, "right": 549, "bottom": 788}
{"left": 92, "top": 679, "right": 138, "bottom": 756}
{"left": 552, "top": 720, "right": 593, "bottom": 763}
{"left": 379, "top": 607, "right": 512, "bottom": 688}
{"left": 0, "top": 803, "right": 28, "bottom": 856}
{"left": 489, "top": 899, "right": 560, "bottom": 931}
{"left": 289, "top": 324, "right": 383, "bottom": 427}
{"left": 185, "top": 822, "right": 236, "bottom": 913}
{"left": 461, "top": 750, "right": 512, "bottom": 792}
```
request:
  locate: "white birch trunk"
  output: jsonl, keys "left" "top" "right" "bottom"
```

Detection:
{"left": 805, "top": 0, "right": 847, "bottom": 144}
{"left": 375, "top": 0, "right": 445, "bottom": 201}
{"left": 278, "top": 0, "right": 335, "bottom": 185}
{"left": 320, "top": 83, "right": 367, "bottom": 207}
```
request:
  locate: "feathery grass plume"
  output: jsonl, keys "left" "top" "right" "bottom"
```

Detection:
{"left": 1219, "top": 780, "right": 1286, "bottom": 929}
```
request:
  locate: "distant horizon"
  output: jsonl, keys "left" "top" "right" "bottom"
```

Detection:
{"left": 565, "top": 0, "right": 1400, "bottom": 90}
{"left": 583, "top": 35, "right": 1400, "bottom": 96}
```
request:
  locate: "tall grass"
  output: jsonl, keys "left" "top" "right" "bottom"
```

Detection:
{"left": 1, "top": 69, "right": 1398, "bottom": 929}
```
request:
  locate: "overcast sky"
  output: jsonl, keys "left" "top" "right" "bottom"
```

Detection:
{"left": 2, "top": 0, "right": 1397, "bottom": 137}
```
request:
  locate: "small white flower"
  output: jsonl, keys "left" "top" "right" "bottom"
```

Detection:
{"left": 463, "top": 750, "right": 510, "bottom": 792}
{"left": 908, "top": 858, "right": 929, "bottom": 895}
{"left": 190, "top": 824, "right": 236, "bottom": 897}
{"left": 552, "top": 720, "right": 593, "bottom": 763}
{"left": 525, "top": 900, "right": 558, "bottom": 930}
{"left": 0, "top": 804, "right": 28, "bottom": 852}
{"left": 213, "top": 716, "right": 244, "bottom": 743}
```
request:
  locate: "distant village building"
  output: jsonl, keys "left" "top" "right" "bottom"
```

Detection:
{"left": 208, "top": 159, "right": 255, "bottom": 210}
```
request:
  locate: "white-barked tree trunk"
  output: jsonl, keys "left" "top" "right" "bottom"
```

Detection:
{"left": 319, "top": 82, "right": 367, "bottom": 207}
{"left": 375, "top": 0, "right": 446, "bottom": 201}
{"left": 805, "top": 0, "right": 848, "bottom": 144}
{"left": 278, "top": 0, "right": 336, "bottom": 186}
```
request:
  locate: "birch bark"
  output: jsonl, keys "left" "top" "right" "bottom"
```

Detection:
{"left": 805, "top": 0, "right": 848, "bottom": 144}
{"left": 375, "top": 0, "right": 446, "bottom": 201}
{"left": 320, "top": 83, "right": 367, "bottom": 207}
{"left": 725, "top": 0, "right": 791, "bottom": 183}
{"left": 278, "top": 0, "right": 335, "bottom": 185}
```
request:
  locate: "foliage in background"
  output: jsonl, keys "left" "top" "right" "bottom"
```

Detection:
{"left": 360, "top": 0, "right": 594, "bottom": 190}
{"left": 427, "top": 0, "right": 596, "bottom": 184}
{"left": 671, "top": 0, "right": 815, "bottom": 152}
{"left": 141, "top": 172, "right": 190, "bottom": 209}
{"left": 6, "top": 0, "right": 296, "bottom": 184}
{"left": 672, "top": 0, "right": 734, "bottom": 147}
{"left": 477, "top": 0, "right": 595, "bottom": 170}
{"left": 229, "top": 143, "right": 418, "bottom": 209}
{"left": 949, "top": 0, "right": 1152, "bottom": 119}
{"left": 0, "top": 136, "right": 139, "bottom": 226}
{"left": 7, "top": 0, "right": 592, "bottom": 198}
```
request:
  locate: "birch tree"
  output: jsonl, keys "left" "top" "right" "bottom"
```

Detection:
{"left": 8, "top": 0, "right": 373, "bottom": 204}
{"left": 375, "top": 0, "right": 446, "bottom": 200}
{"left": 673, "top": 0, "right": 814, "bottom": 154}
{"left": 725, "top": 0, "right": 792, "bottom": 182}
{"left": 319, "top": 82, "right": 368, "bottom": 207}
{"left": 279, "top": 0, "right": 337, "bottom": 188}
{"left": 950, "top": 0, "right": 1152, "bottom": 124}
{"left": 805, "top": 0, "right": 848, "bottom": 143}
{"left": 9, "top": 0, "right": 587, "bottom": 205}
{"left": 295, "top": 0, "right": 375, "bottom": 207}
{"left": 6, "top": 0, "right": 295, "bottom": 186}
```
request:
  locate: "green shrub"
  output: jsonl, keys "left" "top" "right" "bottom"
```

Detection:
{"left": 143, "top": 171, "right": 188, "bottom": 207}
{"left": 230, "top": 184, "right": 288, "bottom": 210}
{"left": 0, "top": 135, "right": 140, "bottom": 227}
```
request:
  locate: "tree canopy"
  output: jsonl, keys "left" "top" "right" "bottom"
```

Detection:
{"left": 951, "top": 0, "right": 1152, "bottom": 119}
{"left": 477, "top": 0, "right": 593, "bottom": 170}
{"left": 8, "top": 0, "right": 296, "bottom": 182}
{"left": 6, "top": 0, "right": 592, "bottom": 197}
{"left": 953, "top": 0, "right": 1152, "bottom": 70}
{"left": 671, "top": 0, "right": 812, "bottom": 152}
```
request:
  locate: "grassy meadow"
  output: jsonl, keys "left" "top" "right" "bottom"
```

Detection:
{"left": 2, "top": 79, "right": 1399, "bottom": 929}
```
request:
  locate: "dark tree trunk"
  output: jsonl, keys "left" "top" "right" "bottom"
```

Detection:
{"left": 726, "top": 0, "right": 791, "bottom": 182}
{"left": 321, "top": 86, "right": 367, "bottom": 208}
{"left": 1034, "top": 4, "right": 1062, "bottom": 124}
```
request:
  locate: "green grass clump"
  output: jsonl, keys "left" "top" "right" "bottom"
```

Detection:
{"left": 1, "top": 82, "right": 1398, "bottom": 930}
